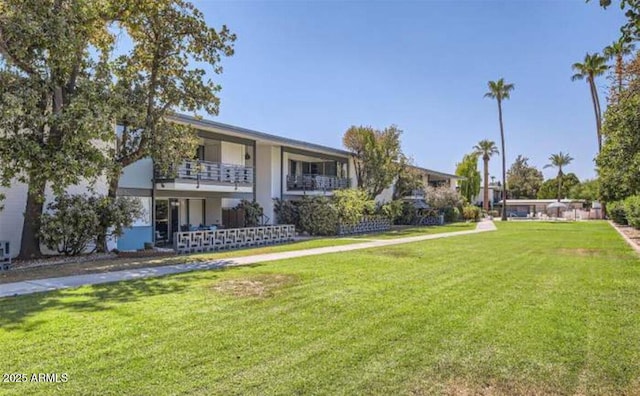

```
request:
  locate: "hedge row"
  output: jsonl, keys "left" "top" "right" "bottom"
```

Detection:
{"left": 609, "top": 196, "right": 640, "bottom": 228}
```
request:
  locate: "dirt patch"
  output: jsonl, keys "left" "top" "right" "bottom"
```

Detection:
{"left": 614, "top": 223, "right": 640, "bottom": 250}
{"left": 556, "top": 248, "right": 605, "bottom": 257}
{"left": 411, "top": 378, "right": 559, "bottom": 396}
{"left": 375, "top": 248, "right": 419, "bottom": 258}
{"left": 211, "top": 274, "right": 299, "bottom": 298}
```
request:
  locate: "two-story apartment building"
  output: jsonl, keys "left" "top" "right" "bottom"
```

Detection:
{"left": 107, "top": 114, "right": 357, "bottom": 250}
{"left": 0, "top": 114, "right": 459, "bottom": 256}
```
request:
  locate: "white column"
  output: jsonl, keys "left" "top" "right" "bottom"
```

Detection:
{"left": 255, "top": 144, "right": 282, "bottom": 224}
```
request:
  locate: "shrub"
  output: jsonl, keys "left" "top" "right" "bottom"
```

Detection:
{"left": 44, "top": 194, "right": 145, "bottom": 255}
{"left": 333, "top": 189, "right": 375, "bottom": 226}
{"left": 40, "top": 194, "right": 100, "bottom": 256}
{"left": 462, "top": 205, "right": 481, "bottom": 222}
{"left": 608, "top": 200, "right": 627, "bottom": 225}
{"left": 274, "top": 198, "right": 300, "bottom": 227}
{"left": 443, "top": 207, "right": 460, "bottom": 223}
{"left": 397, "top": 201, "right": 418, "bottom": 225}
{"left": 236, "top": 200, "right": 264, "bottom": 227}
{"left": 297, "top": 196, "right": 339, "bottom": 236}
{"left": 95, "top": 196, "right": 145, "bottom": 252}
{"left": 488, "top": 210, "right": 499, "bottom": 218}
{"left": 624, "top": 196, "right": 640, "bottom": 228}
{"left": 379, "top": 199, "right": 404, "bottom": 223}
{"left": 424, "top": 185, "right": 463, "bottom": 210}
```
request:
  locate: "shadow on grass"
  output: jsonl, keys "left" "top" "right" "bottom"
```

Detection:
{"left": 0, "top": 262, "right": 264, "bottom": 330}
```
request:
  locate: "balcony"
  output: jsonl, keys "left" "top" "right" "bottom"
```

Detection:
{"left": 286, "top": 174, "right": 350, "bottom": 192}
{"left": 155, "top": 160, "right": 254, "bottom": 193}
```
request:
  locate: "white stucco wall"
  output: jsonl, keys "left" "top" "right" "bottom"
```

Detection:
{"left": 221, "top": 141, "right": 245, "bottom": 166}
{"left": 255, "top": 144, "right": 282, "bottom": 224}
{"left": 119, "top": 158, "right": 153, "bottom": 189}
{"left": 189, "top": 199, "right": 203, "bottom": 226}
{"left": 222, "top": 198, "right": 241, "bottom": 209}
{"left": 205, "top": 197, "right": 222, "bottom": 225}
{"left": 376, "top": 185, "right": 395, "bottom": 204}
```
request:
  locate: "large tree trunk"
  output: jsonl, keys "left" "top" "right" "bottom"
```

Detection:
{"left": 18, "top": 176, "right": 46, "bottom": 259}
{"left": 588, "top": 77, "right": 602, "bottom": 152}
{"left": 498, "top": 100, "right": 507, "bottom": 221}
{"left": 483, "top": 157, "right": 489, "bottom": 212}
{"left": 95, "top": 175, "right": 120, "bottom": 253}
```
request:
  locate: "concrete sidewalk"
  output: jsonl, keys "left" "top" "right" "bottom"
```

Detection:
{"left": 0, "top": 220, "right": 496, "bottom": 298}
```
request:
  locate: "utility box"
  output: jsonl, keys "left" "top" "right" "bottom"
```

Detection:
{"left": 0, "top": 241, "right": 11, "bottom": 270}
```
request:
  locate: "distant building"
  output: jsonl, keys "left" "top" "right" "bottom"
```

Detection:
{"left": 472, "top": 182, "right": 502, "bottom": 209}
{"left": 495, "top": 199, "right": 586, "bottom": 218}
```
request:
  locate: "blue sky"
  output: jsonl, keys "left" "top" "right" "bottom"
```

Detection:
{"left": 192, "top": 0, "right": 627, "bottom": 181}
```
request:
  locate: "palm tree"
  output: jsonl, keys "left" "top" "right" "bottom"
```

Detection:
{"left": 604, "top": 39, "right": 634, "bottom": 96}
{"left": 571, "top": 53, "right": 609, "bottom": 152}
{"left": 484, "top": 78, "right": 515, "bottom": 221}
{"left": 544, "top": 152, "right": 574, "bottom": 201}
{"left": 473, "top": 140, "right": 499, "bottom": 212}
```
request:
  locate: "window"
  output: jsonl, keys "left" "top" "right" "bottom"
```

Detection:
{"left": 195, "top": 145, "right": 205, "bottom": 161}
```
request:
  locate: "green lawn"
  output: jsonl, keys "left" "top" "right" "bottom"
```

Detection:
{"left": 1, "top": 221, "right": 639, "bottom": 395}
{"left": 353, "top": 222, "right": 475, "bottom": 239}
{"left": 0, "top": 223, "right": 473, "bottom": 284}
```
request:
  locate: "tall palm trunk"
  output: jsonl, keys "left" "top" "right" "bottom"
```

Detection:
{"left": 556, "top": 170, "right": 563, "bottom": 218}
{"left": 483, "top": 156, "right": 489, "bottom": 211}
{"left": 588, "top": 76, "right": 602, "bottom": 152}
{"left": 19, "top": 174, "right": 46, "bottom": 259}
{"left": 498, "top": 99, "right": 507, "bottom": 221}
{"left": 616, "top": 55, "right": 623, "bottom": 94}
{"left": 556, "top": 171, "right": 563, "bottom": 202}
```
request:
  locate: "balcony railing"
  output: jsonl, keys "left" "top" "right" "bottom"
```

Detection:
{"left": 286, "top": 174, "right": 350, "bottom": 191}
{"left": 156, "top": 159, "right": 253, "bottom": 185}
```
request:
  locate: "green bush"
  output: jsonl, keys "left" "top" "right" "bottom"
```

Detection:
{"left": 396, "top": 201, "right": 418, "bottom": 225}
{"left": 236, "top": 200, "right": 264, "bottom": 227}
{"left": 43, "top": 194, "right": 144, "bottom": 255}
{"left": 488, "top": 210, "right": 499, "bottom": 218}
{"left": 624, "top": 196, "right": 640, "bottom": 228}
{"left": 379, "top": 199, "right": 404, "bottom": 223}
{"left": 462, "top": 205, "right": 481, "bottom": 222}
{"left": 40, "top": 194, "right": 100, "bottom": 256}
{"left": 274, "top": 198, "right": 300, "bottom": 228}
{"left": 95, "top": 196, "right": 144, "bottom": 252}
{"left": 608, "top": 200, "right": 627, "bottom": 225}
{"left": 443, "top": 207, "right": 460, "bottom": 223}
{"left": 333, "top": 189, "right": 375, "bottom": 226}
{"left": 297, "top": 196, "right": 339, "bottom": 236}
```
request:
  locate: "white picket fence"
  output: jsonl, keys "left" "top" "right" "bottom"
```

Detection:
{"left": 174, "top": 225, "right": 296, "bottom": 254}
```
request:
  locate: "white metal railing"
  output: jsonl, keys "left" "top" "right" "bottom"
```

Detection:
{"left": 156, "top": 160, "right": 253, "bottom": 185}
{"left": 174, "top": 225, "right": 295, "bottom": 254}
{"left": 286, "top": 174, "right": 350, "bottom": 191}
